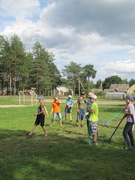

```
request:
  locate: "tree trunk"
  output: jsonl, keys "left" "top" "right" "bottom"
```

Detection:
{"left": 88, "top": 77, "right": 90, "bottom": 90}
{"left": 10, "top": 72, "right": 12, "bottom": 96}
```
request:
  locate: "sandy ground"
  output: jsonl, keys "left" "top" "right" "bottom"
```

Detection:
{"left": 0, "top": 105, "right": 30, "bottom": 108}
{"left": 0, "top": 100, "right": 125, "bottom": 108}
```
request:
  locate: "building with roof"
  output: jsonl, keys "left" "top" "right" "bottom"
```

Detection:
{"left": 105, "top": 84, "right": 129, "bottom": 100}
{"left": 56, "top": 86, "right": 69, "bottom": 95}
{"left": 109, "top": 84, "right": 129, "bottom": 92}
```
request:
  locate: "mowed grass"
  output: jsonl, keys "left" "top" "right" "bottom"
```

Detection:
{"left": 0, "top": 97, "right": 135, "bottom": 180}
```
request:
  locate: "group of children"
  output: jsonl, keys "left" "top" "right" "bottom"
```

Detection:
{"left": 27, "top": 92, "right": 99, "bottom": 144}
{"left": 27, "top": 92, "right": 135, "bottom": 149}
{"left": 28, "top": 96, "right": 64, "bottom": 137}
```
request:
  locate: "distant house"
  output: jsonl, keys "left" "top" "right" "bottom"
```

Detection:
{"left": 110, "top": 84, "right": 129, "bottom": 92}
{"left": 105, "top": 92, "right": 126, "bottom": 99}
{"left": 105, "top": 84, "right": 129, "bottom": 100}
{"left": 103, "top": 89, "right": 110, "bottom": 93}
{"left": 56, "top": 86, "right": 69, "bottom": 96}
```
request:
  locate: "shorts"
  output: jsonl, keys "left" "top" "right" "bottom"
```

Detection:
{"left": 65, "top": 107, "right": 72, "bottom": 114}
{"left": 52, "top": 112, "right": 62, "bottom": 121}
{"left": 76, "top": 109, "right": 85, "bottom": 120}
{"left": 90, "top": 122, "right": 98, "bottom": 136}
{"left": 35, "top": 114, "right": 45, "bottom": 126}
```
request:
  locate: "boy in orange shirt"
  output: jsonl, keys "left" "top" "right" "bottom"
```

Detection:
{"left": 50, "top": 96, "right": 64, "bottom": 128}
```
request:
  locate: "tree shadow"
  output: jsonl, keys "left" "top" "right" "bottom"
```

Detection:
{"left": 0, "top": 128, "right": 135, "bottom": 180}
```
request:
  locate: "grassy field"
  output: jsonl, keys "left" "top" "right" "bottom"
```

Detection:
{"left": 0, "top": 96, "right": 135, "bottom": 180}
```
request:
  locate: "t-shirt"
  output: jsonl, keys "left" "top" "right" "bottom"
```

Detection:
{"left": 66, "top": 99, "right": 74, "bottom": 106}
{"left": 90, "top": 102, "right": 98, "bottom": 122}
{"left": 86, "top": 99, "right": 92, "bottom": 112}
{"left": 38, "top": 104, "right": 44, "bottom": 114}
{"left": 86, "top": 100, "right": 92, "bottom": 120}
{"left": 77, "top": 97, "right": 86, "bottom": 110}
{"left": 52, "top": 100, "right": 61, "bottom": 113}
{"left": 127, "top": 103, "right": 135, "bottom": 123}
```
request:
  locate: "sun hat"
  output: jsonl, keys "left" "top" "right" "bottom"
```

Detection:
{"left": 38, "top": 95, "right": 44, "bottom": 100}
{"left": 89, "top": 94, "right": 97, "bottom": 99}
{"left": 81, "top": 92, "right": 86, "bottom": 95}
{"left": 68, "top": 95, "right": 72, "bottom": 98}
{"left": 88, "top": 92, "right": 93, "bottom": 97}
{"left": 126, "top": 95, "right": 134, "bottom": 101}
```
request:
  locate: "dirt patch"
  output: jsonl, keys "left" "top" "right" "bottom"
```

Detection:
{"left": 97, "top": 101, "right": 125, "bottom": 105}
{"left": 0, "top": 105, "right": 29, "bottom": 108}
{"left": 0, "top": 100, "right": 125, "bottom": 108}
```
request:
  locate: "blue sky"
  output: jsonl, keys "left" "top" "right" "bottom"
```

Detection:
{"left": 0, "top": 0, "right": 135, "bottom": 83}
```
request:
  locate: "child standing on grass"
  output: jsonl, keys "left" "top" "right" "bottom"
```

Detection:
{"left": 28, "top": 96, "right": 48, "bottom": 137}
{"left": 65, "top": 95, "right": 74, "bottom": 122}
{"left": 123, "top": 95, "right": 135, "bottom": 149}
{"left": 50, "top": 96, "right": 64, "bottom": 128}
{"left": 85, "top": 92, "right": 93, "bottom": 136}
{"left": 89, "top": 94, "right": 99, "bottom": 145}
{"left": 74, "top": 92, "right": 87, "bottom": 127}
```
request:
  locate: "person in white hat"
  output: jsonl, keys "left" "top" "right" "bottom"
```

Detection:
{"left": 89, "top": 94, "right": 99, "bottom": 145}
{"left": 65, "top": 95, "right": 74, "bottom": 122}
{"left": 85, "top": 92, "right": 94, "bottom": 137}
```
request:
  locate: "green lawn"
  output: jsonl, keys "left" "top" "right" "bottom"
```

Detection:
{"left": 0, "top": 97, "right": 135, "bottom": 180}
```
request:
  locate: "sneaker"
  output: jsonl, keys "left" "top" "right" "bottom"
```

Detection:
{"left": 60, "top": 126, "right": 64, "bottom": 129}
{"left": 27, "top": 134, "right": 32, "bottom": 138}
{"left": 94, "top": 142, "right": 98, "bottom": 145}
{"left": 70, "top": 120, "right": 72, "bottom": 122}
{"left": 91, "top": 141, "right": 98, "bottom": 145}
{"left": 74, "top": 124, "right": 78, "bottom": 127}
{"left": 123, "top": 146, "right": 133, "bottom": 150}
{"left": 80, "top": 124, "right": 84, "bottom": 127}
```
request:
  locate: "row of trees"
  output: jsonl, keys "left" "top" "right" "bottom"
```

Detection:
{"left": 0, "top": 35, "right": 97, "bottom": 95}
{"left": 102, "top": 76, "right": 135, "bottom": 90}
{"left": 0, "top": 34, "right": 135, "bottom": 95}
{"left": 62, "top": 63, "right": 135, "bottom": 94}
{"left": 0, "top": 35, "right": 61, "bottom": 95}
{"left": 62, "top": 62, "right": 97, "bottom": 95}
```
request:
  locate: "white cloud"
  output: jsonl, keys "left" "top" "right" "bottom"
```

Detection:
{"left": 0, "top": 0, "right": 135, "bottom": 82}
{"left": 128, "top": 49, "right": 135, "bottom": 55}
{"left": 0, "top": 0, "right": 40, "bottom": 20}
{"left": 102, "top": 60, "right": 135, "bottom": 73}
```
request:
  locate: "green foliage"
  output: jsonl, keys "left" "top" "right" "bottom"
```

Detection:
{"left": 95, "top": 79, "right": 102, "bottom": 89}
{"left": 96, "top": 91, "right": 105, "bottom": 96}
{"left": 0, "top": 35, "right": 28, "bottom": 94}
{"left": 121, "top": 78, "right": 128, "bottom": 84}
{"left": 60, "top": 78, "right": 69, "bottom": 86}
{"left": 1, "top": 34, "right": 134, "bottom": 98}
{"left": 129, "top": 79, "right": 135, "bottom": 86}
{"left": 62, "top": 61, "right": 82, "bottom": 94}
{"left": 102, "top": 75, "right": 122, "bottom": 90}
{"left": 0, "top": 37, "right": 61, "bottom": 95}
{"left": 62, "top": 62, "right": 97, "bottom": 95}
{"left": 82, "top": 64, "right": 97, "bottom": 90}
